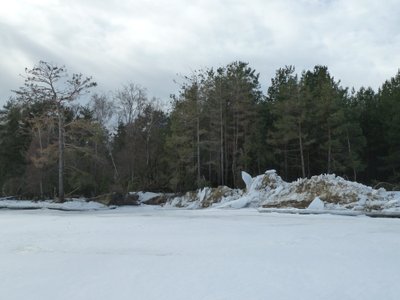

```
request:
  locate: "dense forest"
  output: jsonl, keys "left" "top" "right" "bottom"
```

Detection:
{"left": 1, "top": 60, "right": 400, "bottom": 199}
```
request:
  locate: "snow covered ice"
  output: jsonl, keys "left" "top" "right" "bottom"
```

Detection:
{"left": 1, "top": 170, "right": 400, "bottom": 299}
{"left": 1, "top": 207, "right": 400, "bottom": 300}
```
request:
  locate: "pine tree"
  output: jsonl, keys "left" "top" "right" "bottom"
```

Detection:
{"left": 13, "top": 61, "right": 96, "bottom": 201}
{"left": 166, "top": 79, "right": 203, "bottom": 191}
{"left": 354, "top": 87, "right": 383, "bottom": 182}
{"left": 301, "top": 66, "right": 348, "bottom": 175}
{"left": 378, "top": 70, "right": 400, "bottom": 182}
{"left": 341, "top": 91, "right": 366, "bottom": 181}
{"left": 0, "top": 100, "right": 31, "bottom": 195}
{"left": 267, "top": 66, "right": 312, "bottom": 180}
{"left": 224, "top": 62, "right": 262, "bottom": 186}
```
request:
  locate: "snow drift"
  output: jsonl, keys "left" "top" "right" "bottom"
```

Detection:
{"left": 164, "top": 186, "right": 243, "bottom": 209}
{"left": 254, "top": 170, "right": 400, "bottom": 213}
{"left": 164, "top": 170, "right": 400, "bottom": 215}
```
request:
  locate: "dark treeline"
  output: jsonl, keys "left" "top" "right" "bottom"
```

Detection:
{"left": 1, "top": 61, "right": 400, "bottom": 199}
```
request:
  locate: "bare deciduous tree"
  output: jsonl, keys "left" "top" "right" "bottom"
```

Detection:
{"left": 115, "top": 83, "right": 147, "bottom": 125}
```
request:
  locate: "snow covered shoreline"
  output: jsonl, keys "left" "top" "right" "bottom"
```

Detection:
{"left": 162, "top": 170, "right": 400, "bottom": 216}
{"left": 0, "top": 198, "right": 110, "bottom": 211}
{"left": 2, "top": 170, "right": 400, "bottom": 217}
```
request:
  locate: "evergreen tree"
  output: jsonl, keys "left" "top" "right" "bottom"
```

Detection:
{"left": 301, "top": 66, "right": 348, "bottom": 175}
{"left": 354, "top": 87, "right": 383, "bottom": 182}
{"left": 166, "top": 80, "right": 202, "bottom": 191}
{"left": 64, "top": 106, "right": 113, "bottom": 196}
{"left": 167, "top": 62, "right": 262, "bottom": 190}
{"left": 341, "top": 91, "right": 366, "bottom": 181}
{"left": 378, "top": 71, "right": 400, "bottom": 182}
{"left": 0, "top": 100, "right": 31, "bottom": 195}
{"left": 267, "top": 66, "right": 311, "bottom": 180}
{"left": 13, "top": 61, "right": 96, "bottom": 201}
{"left": 224, "top": 62, "right": 263, "bottom": 186}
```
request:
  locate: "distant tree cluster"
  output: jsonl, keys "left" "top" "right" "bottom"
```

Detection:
{"left": 0, "top": 60, "right": 399, "bottom": 199}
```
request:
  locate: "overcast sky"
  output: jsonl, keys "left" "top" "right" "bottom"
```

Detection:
{"left": 1, "top": 0, "right": 400, "bottom": 106}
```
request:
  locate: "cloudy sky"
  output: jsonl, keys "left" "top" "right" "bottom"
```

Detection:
{"left": 1, "top": 0, "right": 400, "bottom": 106}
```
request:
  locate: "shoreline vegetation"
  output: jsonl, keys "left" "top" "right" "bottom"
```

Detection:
{"left": 1, "top": 61, "right": 400, "bottom": 200}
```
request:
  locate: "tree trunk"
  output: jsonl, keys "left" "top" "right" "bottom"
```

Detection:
{"left": 108, "top": 146, "right": 119, "bottom": 181}
{"left": 37, "top": 126, "right": 44, "bottom": 200}
{"left": 298, "top": 122, "right": 306, "bottom": 178}
{"left": 220, "top": 95, "right": 224, "bottom": 186}
{"left": 346, "top": 130, "right": 357, "bottom": 181}
{"left": 94, "top": 141, "right": 98, "bottom": 196}
{"left": 232, "top": 117, "right": 239, "bottom": 187}
{"left": 196, "top": 115, "right": 201, "bottom": 187}
{"left": 224, "top": 112, "right": 229, "bottom": 186}
{"left": 284, "top": 144, "right": 288, "bottom": 181}
{"left": 327, "top": 126, "right": 332, "bottom": 173}
{"left": 57, "top": 105, "right": 65, "bottom": 202}
{"left": 208, "top": 150, "right": 212, "bottom": 182}
{"left": 195, "top": 87, "right": 201, "bottom": 187}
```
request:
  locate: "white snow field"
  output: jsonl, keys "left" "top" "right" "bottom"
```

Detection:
{"left": 1, "top": 207, "right": 400, "bottom": 300}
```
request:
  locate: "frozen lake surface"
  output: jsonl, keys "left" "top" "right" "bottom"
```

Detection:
{"left": 1, "top": 207, "right": 399, "bottom": 300}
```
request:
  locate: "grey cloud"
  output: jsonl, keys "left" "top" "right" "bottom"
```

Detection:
{"left": 1, "top": 0, "right": 400, "bottom": 106}
{"left": 0, "top": 22, "right": 59, "bottom": 61}
{"left": 0, "top": 21, "right": 63, "bottom": 101}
